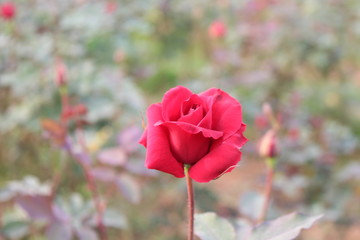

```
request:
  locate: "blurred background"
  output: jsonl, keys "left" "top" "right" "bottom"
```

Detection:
{"left": 1, "top": 0, "right": 360, "bottom": 239}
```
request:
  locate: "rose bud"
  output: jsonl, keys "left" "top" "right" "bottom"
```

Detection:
{"left": 208, "top": 20, "right": 227, "bottom": 39}
{"left": 259, "top": 129, "right": 277, "bottom": 158}
{"left": 55, "top": 60, "right": 67, "bottom": 87}
{"left": 61, "top": 106, "right": 74, "bottom": 120}
{"left": 73, "top": 104, "right": 88, "bottom": 116}
{"left": 0, "top": 2, "right": 15, "bottom": 20}
{"left": 105, "top": 1, "right": 117, "bottom": 14}
{"left": 139, "top": 86, "right": 247, "bottom": 183}
{"left": 262, "top": 102, "right": 273, "bottom": 119}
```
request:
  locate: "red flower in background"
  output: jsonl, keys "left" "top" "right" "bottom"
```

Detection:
{"left": 55, "top": 60, "right": 67, "bottom": 87}
{"left": 208, "top": 21, "right": 227, "bottom": 39}
{"left": 0, "top": 2, "right": 15, "bottom": 20}
{"left": 139, "top": 86, "right": 247, "bottom": 182}
{"left": 259, "top": 129, "right": 277, "bottom": 158}
{"left": 105, "top": 1, "right": 117, "bottom": 14}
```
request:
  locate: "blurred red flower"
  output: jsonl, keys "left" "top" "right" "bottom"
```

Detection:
{"left": 55, "top": 60, "right": 67, "bottom": 87}
{"left": 259, "top": 129, "right": 277, "bottom": 158}
{"left": 105, "top": 1, "right": 117, "bottom": 14}
{"left": 208, "top": 21, "right": 227, "bottom": 39}
{"left": 139, "top": 86, "right": 247, "bottom": 182}
{"left": 0, "top": 2, "right": 15, "bottom": 20}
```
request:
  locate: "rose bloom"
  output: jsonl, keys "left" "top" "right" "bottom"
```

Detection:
{"left": 139, "top": 86, "right": 247, "bottom": 183}
{"left": 208, "top": 21, "right": 227, "bottom": 39}
{"left": 0, "top": 2, "right": 15, "bottom": 20}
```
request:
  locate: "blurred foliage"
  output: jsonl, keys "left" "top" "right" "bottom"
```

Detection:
{"left": 1, "top": 0, "right": 360, "bottom": 239}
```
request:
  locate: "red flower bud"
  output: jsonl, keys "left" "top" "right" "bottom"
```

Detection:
{"left": 254, "top": 115, "right": 269, "bottom": 130}
{"left": 105, "top": 1, "right": 117, "bottom": 14}
{"left": 262, "top": 102, "right": 273, "bottom": 119}
{"left": 61, "top": 104, "right": 88, "bottom": 120}
{"left": 259, "top": 129, "right": 277, "bottom": 158}
{"left": 73, "top": 104, "right": 88, "bottom": 116}
{"left": 61, "top": 106, "right": 74, "bottom": 120}
{"left": 0, "top": 2, "right": 16, "bottom": 20}
{"left": 208, "top": 21, "right": 226, "bottom": 39}
{"left": 55, "top": 61, "right": 67, "bottom": 87}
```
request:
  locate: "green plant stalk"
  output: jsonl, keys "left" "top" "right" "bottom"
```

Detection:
{"left": 59, "top": 86, "right": 107, "bottom": 240}
{"left": 258, "top": 157, "right": 276, "bottom": 224}
{"left": 184, "top": 164, "right": 194, "bottom": 240}
{"left": 64, "top": 140, "right": 107, "bottom": 240}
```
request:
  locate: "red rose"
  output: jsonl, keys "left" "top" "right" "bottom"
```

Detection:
{"left": 0, "top": 2, "right": 15, "bottom": 20}
{"left": 139, "top": 86, "right": 247, "bottom": 183}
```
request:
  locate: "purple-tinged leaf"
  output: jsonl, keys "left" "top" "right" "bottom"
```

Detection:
{"left": 15, "top": 195, "right": 55, "bottom": 222}
{"left": 195, "top": 212, "right": 236, "bottom": 240}
{"left": 124, "top": 158, "right": 158, "bottom": 176}
{"left": 97, "top": 147, "right": 127, "bottom": 166}
{"left": 46, "top": 222, "right": 73, "bottom": 240}
{"left": 337, "top": 162, "right": 360, "bottom": 182}
{"left": 0, "top": 188, "right": 15, "bottom": 202}
{"left": 88, "top": 209, "right": 128, "bottom": 229}
{"left": 89, "top": 167, "right": 117, "bottom": 182}
{"left": 116, "top": 174, "right": 141, "bottom": 204}
{"left": 7, "top": 176, "right": 51, "bottom": 196}
{"left": 102, "top": 209, "right": 128, "bottom": 229}
{"left": 236, "top": 219, "right": 253, "bottom": 240}
{"left": 117, "top": 126, "right": 142, "bottom": 153}
{"left": 75, "top": 226, "right": 98, "bottom": 240}
{"left": 249, "top": 212, "right": 323, "bottom": 240}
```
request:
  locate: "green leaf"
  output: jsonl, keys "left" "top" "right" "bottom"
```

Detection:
{"left": 1, "top": 221, "right": 29, "bottom": 239}
{"left": 102, "top": 209, "right": 128, "bottom": 229}
{"left": 195, "top": 212, "right": 236, "bottom": 240}
{"left": 250, "top": 212, "right": 323, "bottom": 240}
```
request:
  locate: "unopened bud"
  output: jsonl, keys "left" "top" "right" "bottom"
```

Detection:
{"left": 61, "top": 106, "right": 74, "bottom": 120}
{"left": 55, "top": 60, "right": 67, "bottom": 86}
{"left": 105, "top": 1, "right": 117, "bottom": 14}
{"left": 262, "top": 103, "right": 273, "bottom": 119}
{"left": 259, "top": 129, "right": 277, "bottom": 158}
{"left": 73, "top": 104, "right": 88, "bottom": 116}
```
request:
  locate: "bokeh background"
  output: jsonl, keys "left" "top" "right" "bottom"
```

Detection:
{"left": 1, "top": 0, "right": 360, "bottom": 239}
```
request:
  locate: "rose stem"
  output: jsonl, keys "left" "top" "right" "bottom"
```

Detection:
{"left": 81, "top": 162, "right": 107, "bottom": 240}
{"left": 258, "top": 158, "right": 275, "bottom": 224}
{"left": 64, "top": 140, "right": 107, "bottom": 240}
{"left": 184, "top": 164, "right": 194, "bottom": 240}
{"left": 57, "top": 83, "right": 107, "bottom": 240}
{"left": 76, "top": 122, "right": 108, "bottom": 240}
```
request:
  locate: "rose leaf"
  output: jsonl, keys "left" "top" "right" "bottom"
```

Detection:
{"left": 195, "top": 212, "right": 236, "bottom": 240}
{"left": 249, "top": 212, "right": 323, "bottom": 240}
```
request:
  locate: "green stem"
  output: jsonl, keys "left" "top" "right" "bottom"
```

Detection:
{"left": 184, "top": 164, "right": 194, "bottom": 240}
{"left": 258, "top": 159, "right": 275, "bottom": 224}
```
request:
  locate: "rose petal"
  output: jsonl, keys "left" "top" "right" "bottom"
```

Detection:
{"left": 158, "top": 122, "right": 212, "bottom": 165}
{"left": 200, "top": 88, "right": 243, "bottom": 138}
{"left": 155, "top": 121, "right": 223, "bottom": 139}
{"left": 162, "top": 86, "right": 193, "bottom": 121}
{"left": 225, "top": 123, "right": 247, "bottom": 146}
{"left": 139, "top": 128, "right": 147, "bottom": 147}
{"left": 181, "top": 94, "right": 203, "bottom": 116}
{"left": 189, "top": 130, "right": 248, "bottom": 183}
{"left": 178, "top": 105, "right": 204, "bottom": 125}
{"left": 143, "top": 104, "right": 185, "bottom": 178}
{"left": 198, "top": 101, "right": 213, "bottom": 129}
